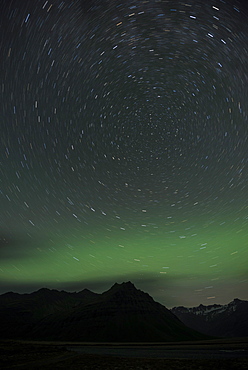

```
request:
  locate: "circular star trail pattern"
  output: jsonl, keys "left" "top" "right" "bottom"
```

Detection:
{"left": 1, "top": 0, "right": 248, "bottom": 307}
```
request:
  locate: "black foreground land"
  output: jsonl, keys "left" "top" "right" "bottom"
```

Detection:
{"left": 1, "top": 339, "right": 248, "bottom": 370}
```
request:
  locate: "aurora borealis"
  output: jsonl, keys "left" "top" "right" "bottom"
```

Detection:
{"left": 1, "top": 0, "right": 248, "bottom": 308}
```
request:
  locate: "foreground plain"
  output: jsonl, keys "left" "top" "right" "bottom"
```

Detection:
{"left": 1, "top": 339, "right": 248, "bottom": 369}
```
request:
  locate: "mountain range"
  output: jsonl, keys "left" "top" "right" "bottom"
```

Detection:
{"left": 0, "top": 281, "right": 207, "bottom": 342}
{"left": 0, "top": 282, "right": 247, "bottom": 342}
{"left": 171, "top": 298, "right": 248, "bottom": 338}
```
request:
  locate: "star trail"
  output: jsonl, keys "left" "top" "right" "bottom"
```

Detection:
{"left": 1, "top": 0, "right": 248, "bottom": 307}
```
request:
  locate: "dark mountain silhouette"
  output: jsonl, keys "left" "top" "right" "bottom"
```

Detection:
{"left": 0, "top": 287, "right": 99, "bottom": 339}
{"left": 171, "top": 298, "right": 248, "bottom": 338}
{"left": 0, "top": 282, "right": 207, "bottom": 342}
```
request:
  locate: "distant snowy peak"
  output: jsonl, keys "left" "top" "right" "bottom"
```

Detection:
{"left": 172, "top": 298, "right": 246, "bottom": 316}
{"left": 171, "top": 298, "right": 248, "bottom": 337}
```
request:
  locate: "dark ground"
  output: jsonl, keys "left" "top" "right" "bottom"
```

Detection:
{"left": 0, "top": 339, "right": 248, "bottom": 369}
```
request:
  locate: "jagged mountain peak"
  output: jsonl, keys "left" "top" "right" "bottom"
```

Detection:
{"left": 33, "top": 287, "right": 60, "bottom": 296}
{"left": 104, "top": 281, "right": 150, "bottom": 300}
{"left": 79, "top": 288, "right": 94, "bottom": 293}
{"left": 171, "top": 298, "right": 248, "bottom": 338}
{"left": 111, "top": 281, "right": 137, "bottom": 291}
{"left": 36, "top": 287, "right": 53, "bottom": 293}
{"left": 1, "top": 291, "right": 20, "bottom": 297}
{"left": 102, "top": 281, "right": 139, "bottom": 296}
{"left": 76, "top": 288, "right": 99, "bottom": 297}
{"left": 229, "top": 298, "right": 243, "bottom": 305}
{"left": 0, "top": 282, "right": 211, "bottom": 342}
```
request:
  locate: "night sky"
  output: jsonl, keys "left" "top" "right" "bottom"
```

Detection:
{"left": 1, "top": 0, "right": 248, "bottom": 308}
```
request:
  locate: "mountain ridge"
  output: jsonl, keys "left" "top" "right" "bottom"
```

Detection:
{"left": 171, "top": 298, "right": 248, "bottom": 338}
{"left": 1, "top": 282, "right": 247, "bottom": 340}
{"left": 0, "top": 281, "right": 208, "bottom": 342}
